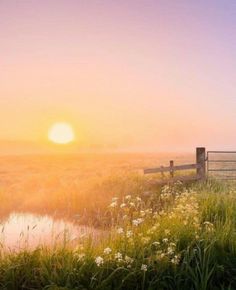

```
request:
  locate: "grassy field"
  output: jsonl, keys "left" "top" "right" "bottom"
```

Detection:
{"left": 0, "top": 153, "right": 193, "bottom": 224}
{"left": 0, "top": 154, "right": 236, "bottom": 289}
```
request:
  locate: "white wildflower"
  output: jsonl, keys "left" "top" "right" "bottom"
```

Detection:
{"left": 126, "top": 230, "right": 133, "bottom": 238}
{"left": 171, "top": 255, "right": 180, "bottom": 265}
{"left": 110, "top": 201, "right": 117, "bottom": 208}
{"left": 103, "top": 247, "right": 112, "bottom": 255}
{"left": 117, "top": 227, "right": 124, "bottom": 234}
{"left": 125, "top": 255, "right": 134, "bottom": 264}
{"left": 95, "top": 256, "right": 104, "bottom": 267}
{"left": 115, "top": 252, "right": 123, "bottom": 262}
{"left": 141, "top": 264, "right": 148, "bottom": 272}
{"left": 132, "top": 218, "right": 144, "bottom": 226}
{"left": 152, "top": 241, "right": 160, "bottom": 247}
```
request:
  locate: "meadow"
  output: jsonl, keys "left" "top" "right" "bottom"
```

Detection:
{"left": 0, "top": 153, "right": 235, "bottom": 289}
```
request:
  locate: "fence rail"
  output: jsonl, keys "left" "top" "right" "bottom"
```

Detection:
{"left": 207, "top": 151, "right": 236, "bottom": 179}
{"left": 144, "top": 147, "right": 206, "bottom": 185}
{"left": 144, "top": 163, "right": 200, "bottom": 174}
{"left": 144, "top": 147, "right": 236, "bottom": 184}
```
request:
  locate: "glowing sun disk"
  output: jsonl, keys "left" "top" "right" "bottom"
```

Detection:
{"left": 48, "top": 123, "right": 75, "bottom": 144}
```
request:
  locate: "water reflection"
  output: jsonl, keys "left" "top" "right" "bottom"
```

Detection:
{"left": 0, "top": 213, "right": 99, "bottom": 251}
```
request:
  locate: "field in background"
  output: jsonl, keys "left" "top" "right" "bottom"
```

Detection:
{"left": 0, "top": 154, "right": 236, "bottom": 288}
{"left": 0, "top": 170, "right": 235, "bottom": 288}
{"left": 0, "top": 153, "right": 194, "bottom": 224}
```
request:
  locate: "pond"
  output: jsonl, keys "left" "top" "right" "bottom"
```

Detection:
{"left": 0, "top": 212, "right": 100, "bottom": 251}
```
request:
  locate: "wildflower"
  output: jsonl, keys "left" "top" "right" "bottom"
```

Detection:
{"left": 110, "top": 201, "right": 117, "bottom": 208}
{"left": 95, "top": 256, "right": 104, "bottom": 267}
{"left": 167, "top": 247, "right": 174, "bottom": 255}
{"left": 203, "top": 221, "right": 214, "bottom": 232}
{"left": 141, "top": 264, "right": 148, "bottom": 272}
{"left": 120, "top": 203, "right": 126, "bottom": 208}
{"left": 203, "top": 221, "right": 213, "bottom": 226}
{"left": 125, "top": 195, "right": 132, "bottom": 200}
{"left": 136, "top": 197, "right": 142, "bottom": 202}
{"left": 132, "top": 218, "right": 144, "bottom": 226}
{"left": 115, "top": 252, "right": 122, "bottom": 260}
{"left": 117, "top": 228, "right": 124, "bottom": 234}
{"left": 125, "top": 255, "right": 134, "bottom": 264}
{"left": 152, "top": 241, "right": 160, "bottom": 247}
{"left": 104, "top": 247, "right": 112, "bottom": 255}
{"left": 160, "top": 253, "right": 165, "bottom": 259}
{"left": 126, "top": 230, "right": 133, "bottom": 238}
{"left": 112, "top": 197, "right": 118, "bottom": 202}
{"left": 115, "top": 252, "right": 123, "bottom": 262}
{"left": 129, "top": 202, "right": 135, "bottom": 207}
{"left": 162, "top": 238, "right": 168, "bottom": 243}
{"left": 171, "top": 255, "right": 180, "bottom": 265}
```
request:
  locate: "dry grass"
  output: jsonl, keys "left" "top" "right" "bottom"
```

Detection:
{"left": 0, "top": 153, "right": 193, "bottom": 224}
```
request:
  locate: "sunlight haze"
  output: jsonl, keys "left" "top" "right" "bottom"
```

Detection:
{"left": 1, "top": 0, "right": 236, "bottom": 152}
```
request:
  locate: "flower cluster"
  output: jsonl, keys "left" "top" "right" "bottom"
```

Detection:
{"left": 92, "top": 185, "right": 212, "bottom": 272}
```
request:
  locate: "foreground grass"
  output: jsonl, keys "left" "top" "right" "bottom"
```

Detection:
{"left": 1, "top": 180, "right": 236, "bottom": 289}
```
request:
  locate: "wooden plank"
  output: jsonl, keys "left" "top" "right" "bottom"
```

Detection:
{"left": 144, "top": 166, "right": 171, "bottom": 174}
{"left": 208, "top": 151, "right": 236, "bottom": 154}
{"left": 144, "top": 163, "right": 199, "bottom": 174}
{"left": 208, "top": 169, "right": 236, "bottom": 172}
{"left": 208, "top": 160, "right": 236, "bottom": 163}
{"left": 174, "top": 164, "right": 200, "bottom": 171}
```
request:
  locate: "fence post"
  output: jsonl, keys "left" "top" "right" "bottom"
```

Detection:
{"left": 196, "top": 147, "right": 206, "bottom": 180}
{"left": 170, "top": 160, "right": 174, "bottom": 178}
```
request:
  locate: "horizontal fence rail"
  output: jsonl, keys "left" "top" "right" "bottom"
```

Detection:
{"left": 144, "top": 148, "right": 236, "bottom": 184}
{"left": 207, "top": 151, "right": 236, "bottom": 180}
{"left": 144, "top": 163, "right": 200, "bottom": 174}
{"left": 143, "top": 148, "right": 206, "bottom": 185}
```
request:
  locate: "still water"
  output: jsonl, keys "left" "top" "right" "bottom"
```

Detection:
{"left": 0, "top": 213, "right": 99, "bottom": 251}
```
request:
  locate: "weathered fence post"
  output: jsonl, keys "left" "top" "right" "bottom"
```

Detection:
{"left": 196, "top": 147, "right": 206, "bottom": 180}
{"left": 170, "top": 160, "right": 174, "bottom": 178}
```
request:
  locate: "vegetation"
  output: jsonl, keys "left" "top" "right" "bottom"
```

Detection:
{"left": 0, "top": 177, "right": 236, "bottom": 289}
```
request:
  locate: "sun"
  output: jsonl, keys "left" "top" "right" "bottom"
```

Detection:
{"left": 48, "top": 122, "right": 75, "bottom": 144}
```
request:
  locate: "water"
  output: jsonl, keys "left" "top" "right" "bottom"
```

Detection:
{"left": 0, "top": 213, "right": 99, "bottom": 251}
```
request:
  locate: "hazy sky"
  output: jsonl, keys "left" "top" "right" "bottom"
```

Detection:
{"left": 1, "top": 0, "right": 236, "bottom": 151}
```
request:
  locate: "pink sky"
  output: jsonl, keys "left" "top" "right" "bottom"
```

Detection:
{"left": 1, "top": 1, "right": 236, "bottom": 151}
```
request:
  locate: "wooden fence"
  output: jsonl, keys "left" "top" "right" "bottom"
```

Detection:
{"left": 144, "top": 147, "right": 206, "bottom": 185}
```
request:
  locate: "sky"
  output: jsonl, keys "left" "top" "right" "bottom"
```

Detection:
{"left": 1, "top": 0, "right": 236, "bottom": 152}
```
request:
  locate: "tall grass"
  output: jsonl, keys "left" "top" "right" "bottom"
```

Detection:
{"left": 0, "top": 179, "right": 236, "bottom": 289}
